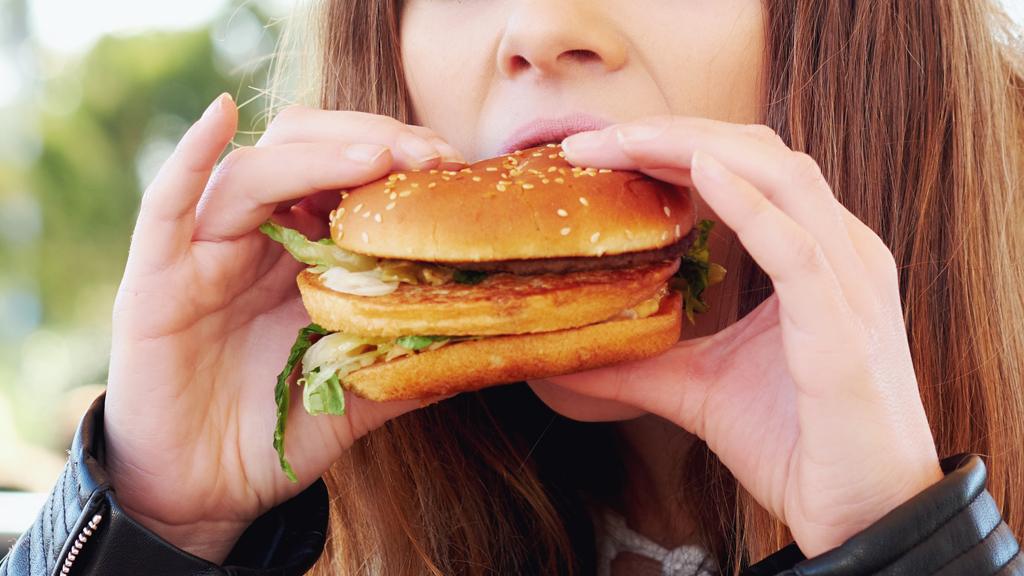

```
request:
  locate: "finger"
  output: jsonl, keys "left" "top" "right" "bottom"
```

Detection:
{"left": 192, "top": 142, "right": 392, "bottom": 242}
{"left": 562, "top": 119, "right": 878, "bottom": 319}
{"left": 127, "top": 93, "right": 237, "bottom": 274}
{"left": 689, "top": 150, "right": 863, "bottom": 346}
{"left": 257, "top": 105, "right": 466, "bottom": 168}
{"left": 540, "top": 293, "right": 780, "bottom": 438}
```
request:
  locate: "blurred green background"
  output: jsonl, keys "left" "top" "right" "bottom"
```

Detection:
{"left": 0, "top": 0, "right": 295, "bottom": 491}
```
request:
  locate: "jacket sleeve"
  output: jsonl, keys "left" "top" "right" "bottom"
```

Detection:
{"left": 0, "top": 392, "right": 329, "bottom": 576}
{"left": 744, "top": 452, "right": 1024, "bottom": 575}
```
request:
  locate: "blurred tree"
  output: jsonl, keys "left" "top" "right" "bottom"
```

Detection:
{"left": 0, "top": 2, "right": 282, "bottom": 456}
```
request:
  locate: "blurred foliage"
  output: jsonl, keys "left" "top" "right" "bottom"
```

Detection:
{"left": 0, "top": 1, "right": 285, "bottom": 477}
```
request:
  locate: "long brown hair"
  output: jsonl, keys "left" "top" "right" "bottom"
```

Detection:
{"left": 265, "top": 0, "right": 1024, "bottom": 573}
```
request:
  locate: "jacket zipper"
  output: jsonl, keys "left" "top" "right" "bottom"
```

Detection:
{"left": 60, "top": 513, "right": 103, "bottom": 575}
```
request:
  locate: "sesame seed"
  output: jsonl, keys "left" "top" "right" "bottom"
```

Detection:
{"left": 496, "top": 184, "right": 507, "bottom": 192}
{"left": 532, "top": 152, "right": 543, "bottom": 157}
{"left": 386, "top": 202, "right": 396, "bottom": 211}
{"left": 558, "top": 151, "right": 565, "bottom": 158}
{"left": 427, "top": 182, "right": 437, "bottom": 189}
{"left": 661, "top": 231, "right": 668, "bottom": 241}
{"left": 411, "top": 168, "right": 421, "bottom": 172}
{"left": 599, "top": 168, "right": 612, "bottom": 173}
{"left": 590, "top": 232, "right": 601, "bottom": 243}
{"left": 557, "top": 209, "right": 568, "bottom": 217}
{"left": 579, "top": 197, "right": 589, "bottom": 206}
{"left": 339, "top": 207, "right": 346, "bottom": 215}
{"left": 361, "top": 232, "right": 369, "bottom": 243}
{"left": 460, "top": 167, "right": 473, "bottom": 173}
{"left": 554, "top": 177, "right": 565, "bottom": 184}
{"left": 397, "top": 173, "right": 407, "bottom": 180}
{"left": 522, "top": 183, "right": 535, "bottom": 190}
{"left": 546, "top": 143, "right": 557, "bottom": 148}
{"left": 411, "top": 182, "right": 420, "bottom": 188}
{"left": 485, "top": 167, "right": 498, "bottom": 172}
{"left": 389, "top": 192, "right": 398, "bottom": 200}
{"left": 374, "top": 213, "right": 382, "bottom": 223}
{"left": 663, "top": 206, "right": 671, "bottom": 217}
{"left": 429, "top": 169, "right": 439, "bottom": 174}
{"left": 329, "top": 209, "right": 337, "bottom": 222}
{"left": 362, "top": 211, "right": 370, "bottom": 219}
{"left": 341, "top": 191, "right": 350, "bottom": 199}
{"left": 337, "top": 229, "right": 344, "bottom": 239}
{"left": 338, "top": 223, "right": 344, "bottom": 232}
{"left": 560, "top": 227, "right": 571, "bottom": 236}
{"left": 548, "top": 154, "right": 558, "bottom": 159}
{"left": 547, "top": 166, "right": 557, "bottom": 173}
{"left": 542, "top": 178, "right": 550, "bottom": 184}
{"left": 675, "top": 224, "right": 681, "bottom": 238}
{"left": 442, "top": 175, "right": 451, "bottom": 181}
{"left": 399, "top": 190, "right": 413, "bottom": 197}
{"left": 472, "top": 176, "right": 482, "bottom": 182}
{"left": 353, "top": 203, "right": 363, "bottom": 213}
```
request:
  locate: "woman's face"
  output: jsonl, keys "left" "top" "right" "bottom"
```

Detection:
{"left": 401, "top": 0, "right": 766, "bottom": 422}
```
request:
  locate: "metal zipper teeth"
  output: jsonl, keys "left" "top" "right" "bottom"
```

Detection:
{"left": 61, "top": 514, "right": 103, "bottom": 575}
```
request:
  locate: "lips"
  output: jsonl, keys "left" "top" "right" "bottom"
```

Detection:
{"left": 499, "top": 113, "right": 612, "bottom": 155}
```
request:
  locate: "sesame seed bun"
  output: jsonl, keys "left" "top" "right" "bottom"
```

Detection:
{"left": 297, "top": 259, "right": 679, "bottom": 338}
{"left": 329, "top": 143, "right": 695, "bottom": 262}
{"left": 342, "top": 290, "right": 683, "bottom": 402}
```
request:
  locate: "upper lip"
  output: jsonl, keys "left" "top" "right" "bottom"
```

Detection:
{"left": 499, "top": 113, "right": 612, "bottom": 155}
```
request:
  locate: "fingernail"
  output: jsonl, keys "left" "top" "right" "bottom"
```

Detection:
{"left": 344, "top": 143, "right": 388, "bottom": 164}
{"left": 615, "top": 124, "right": 665, "bottom": 145}
{"left": 430, "top": 138, "right": 466, "bottom": 165}
{"left": 397, "top": 132, "right": 441, "bottom": 165}
{"left": 202, "top": 92, "right": 230, "bottom": 121}
{"left": 692, "top": 150, "right": 728, "bottom": 183}
{"left": 561, "top": 130, "right": 603, "bottom": 155}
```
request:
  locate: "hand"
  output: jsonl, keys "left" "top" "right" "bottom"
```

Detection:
{"left": 544, "top": 116, "right": 944, "bottom": 557}
{"left": 104, "top": 93, "right": 466, "bottom": 563}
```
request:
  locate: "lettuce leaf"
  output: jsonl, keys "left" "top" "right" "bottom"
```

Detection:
{"left": 674, "top": 219, "right": 727, "bottom": 324}
{"left": 259, "top": 220, "right": 376, "bottom": 271}
{"left": 395, "top": 335, "right": 450, "bottom": 350}
{"left": 274, "top": 323, "right": 329, "bottom": 483}
{"left": 302, "top": 369, "right": 346, "bottom": 416}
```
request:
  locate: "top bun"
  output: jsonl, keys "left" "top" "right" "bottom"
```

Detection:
{"left": 329, "top": 143, "right": 695, "bottom": 262}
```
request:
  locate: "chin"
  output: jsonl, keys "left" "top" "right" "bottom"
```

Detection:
{"left": 527, "top": 378, "right": 647, "bottom": 422}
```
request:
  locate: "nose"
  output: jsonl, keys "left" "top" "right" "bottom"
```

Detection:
{"left": 496, "top": 0, "right": 628, "bottom": 80}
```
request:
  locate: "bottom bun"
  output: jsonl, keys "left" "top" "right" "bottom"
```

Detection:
{"left": 343, "top": 290, "right": 683, "bottom": 402}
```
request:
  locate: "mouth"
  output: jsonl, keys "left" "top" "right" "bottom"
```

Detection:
{"left": 499, "top": 113, "right": 612, "bottom": 155}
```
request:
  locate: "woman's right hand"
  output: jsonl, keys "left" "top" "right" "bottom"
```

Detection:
{"left": 102, "top": 93, "right": 465, "bottom": 563}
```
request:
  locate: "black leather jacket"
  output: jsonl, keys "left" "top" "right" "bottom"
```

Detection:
{"left": 2, "top": 393, "right": 1022, "bottom": 575}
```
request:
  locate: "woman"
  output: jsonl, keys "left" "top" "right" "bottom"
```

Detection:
{"left": 3, "top": 0, "right": 1023, "bottom": 574}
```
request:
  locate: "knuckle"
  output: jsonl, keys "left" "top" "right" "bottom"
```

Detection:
{"left": 273, "top": 104, "right": 307, "bottom": 126}
{"left": 788, "top": 151, "right": 829, "bottom": 191}
{"left": 790, "top": 230, "right": 828, "bottom": 274}
{"left": 744, "top": 123, "right": 785, "bottom": 146}
{"left": 206, "top": 146, "right": 251, "bottom": 192}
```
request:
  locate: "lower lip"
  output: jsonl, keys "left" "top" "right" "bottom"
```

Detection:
{"left": 501, "top": 115, "right": 609, "bottom": 155}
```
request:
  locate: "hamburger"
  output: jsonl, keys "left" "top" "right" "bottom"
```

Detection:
{"left": 261, "top": 143, "right": 723, "bottom": 480}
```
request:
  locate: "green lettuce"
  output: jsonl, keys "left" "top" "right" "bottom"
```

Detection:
{"left": 274, "top": 323, "right": 329, "bottom": 483}
{"left": 258, "top": 220, "right": 376, "bottom": 271}
{"left": 395, "top": 335, "right": 450, "bottom": 350}
{"left": 674, "top": 219, "right": 727, "bottom": 324}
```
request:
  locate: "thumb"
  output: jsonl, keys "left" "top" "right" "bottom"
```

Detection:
{"left": 540, "top": 336, "right": 715, "bottom": 434}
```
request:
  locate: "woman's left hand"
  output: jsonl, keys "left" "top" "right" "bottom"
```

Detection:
{"left": 544, "top": 116, "right": 944, "bottom": 557}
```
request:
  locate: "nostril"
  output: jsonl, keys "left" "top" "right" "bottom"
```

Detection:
{"left": 561, "top": 49, "right": 599, "bottom": 63}
{"left": 509, "top": 54, "right": 530, "bottom": 74}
